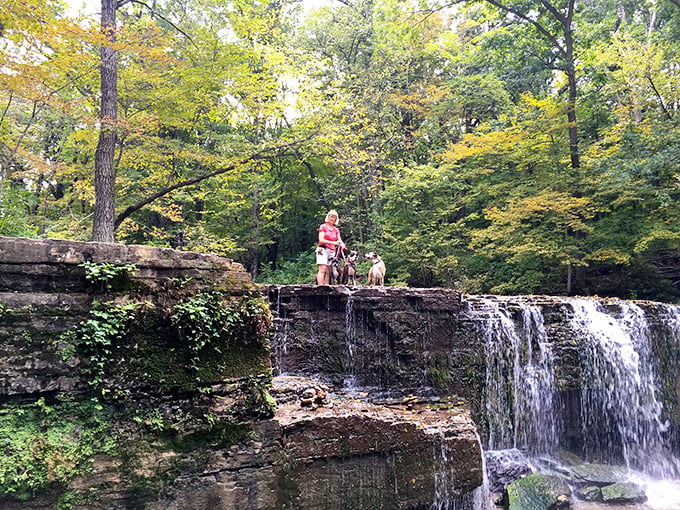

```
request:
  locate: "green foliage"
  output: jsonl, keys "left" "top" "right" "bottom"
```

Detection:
{"left": 79, "top": 261, "right": 138, "bottom": 292}
{"left": 245, "top": 375, "right": 277, "bottom": 418}
{"left": 256, "top": 248, "right": 317, "bottom": 284}
{"left": 170, "top": 292, "right": 272, "bottom": 369}
{"left": 0, "top": 397, "right": 116, "bottom": 502}
{"left": 3, "top": 0, "right": 680, "bottom": 299}
{"left": 0, "top": 187, "right": 39, "bottom": 238}
{"left": 0, "top": 301, "right": 13, "bottom": 318}
{"left": 61, "top": 301, "right": 143, "bottom": 390}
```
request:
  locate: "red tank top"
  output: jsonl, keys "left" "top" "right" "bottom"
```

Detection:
{"left": 319, "top": 224, "right": 339, "bottom": 249}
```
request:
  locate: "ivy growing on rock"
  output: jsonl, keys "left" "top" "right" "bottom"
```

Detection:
{"left": 170, "top": 291, "right": 271, "bottom": 367}
{"left": 60, "top": 300, "right": 145, "bottom": 390}
{"left": 79, "top": 261, "right": 138, "bottom": 292}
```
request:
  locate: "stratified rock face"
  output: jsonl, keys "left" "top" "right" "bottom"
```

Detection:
{"left": 0, "top": 235, "right": 251, "bottom": 293}
{"left": 269, "top": 288, "right": 680, "bottom": 469}
{"left": 268, "top": 285, "right": 486, "bottom": 411}
{"left": 0, "top": 237, "right": 275, "bottom": 508}
{"left": 0, "top": 238, "right": 486, "bottom": 510}
{"left": 274, "top": 380, "right": 483, "bottom": 510}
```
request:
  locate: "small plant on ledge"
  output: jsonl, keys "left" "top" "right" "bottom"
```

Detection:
{"left": 170, "top": 291, "right": 272, "bottom": 373}
{"left": 59, "top": 300, "right": 146, "bottom": 391}
{"left": 79, "top": 261, "right": 138, "bottom": 292}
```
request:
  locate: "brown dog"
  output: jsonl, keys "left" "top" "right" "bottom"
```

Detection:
{"left": 363, "top": 252, "right": 385, "bottom": 286}
{"left": 341, "top": 249, "right": 358, "bottom": 285}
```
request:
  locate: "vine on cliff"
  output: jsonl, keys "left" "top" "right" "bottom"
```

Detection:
{"left": 79, "top": 261, "right": 137, "bottom": 292}
{"left": 60, "top": 300, "right": 146, "bottom": 390}
{"left": 170, "top": 291, "right": 271, "bottom": 365}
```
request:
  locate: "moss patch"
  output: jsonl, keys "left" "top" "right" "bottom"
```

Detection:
{"left": 0, "top": 397, "right": 118, "bottom": 502}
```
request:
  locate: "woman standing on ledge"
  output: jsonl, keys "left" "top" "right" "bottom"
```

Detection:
{"left": 316, "top": 210, "right": 344, "bottom": 285}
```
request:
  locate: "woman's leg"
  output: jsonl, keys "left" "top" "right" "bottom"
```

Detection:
{"left": 317, "top": 264, "right": 329, "bottom": 284}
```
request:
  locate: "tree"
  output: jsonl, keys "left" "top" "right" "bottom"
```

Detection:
{"left": 472, "top": 0, "right": 581, "bottom": 169}
{"left": 92, "top": 0, "right": 118, "bottom": 242}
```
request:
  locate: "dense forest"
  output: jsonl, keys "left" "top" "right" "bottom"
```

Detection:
{"left": 1, "top": 0, "right": 680, "bottom": 300}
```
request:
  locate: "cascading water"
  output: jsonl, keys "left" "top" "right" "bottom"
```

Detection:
{"left": 569, "top": 299, "right": 679, "bottom": 478}
{"left": 268, "top": 286, "right": 680, "bottom": 509}
{"left": 478, "top": 297, "right": 558, "bottom": 453}
{"left": 431, "top": 432, "right": 488, "bottom": 510}
{"left": 343, "top": 289, "right": 359, "bottom": 391}
{"left": 270, "top": 287, "right": 290, "bottom": 376}
{"left": 475, "top": 295, "right": 680, "bottom": 509}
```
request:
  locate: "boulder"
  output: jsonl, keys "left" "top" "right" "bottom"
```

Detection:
{"left": 505, "top": 474, "right": 571, "bottom": 510}
{"left": 569, "top": 463, "right": 629, "bottom": 487}
{"left": 485, "top": 449, "right": 534, "bottom": 493}
{"left": 575, "top": 485, "right": 601, "bottom": 501}
{"left": 601, "top": 482, "right": 647, "bottom": 504}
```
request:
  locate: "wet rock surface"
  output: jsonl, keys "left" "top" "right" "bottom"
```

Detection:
{"left": 600, "top": 482, "right": 647, "bottom": 504}
{"left": 272, "top": 376, "right": 484, "bottom": 508}
{"left": 485, "top": 449, "right": 534, "bottom": 493}
{"left": 569, "top": 463, "right": 630, "bottom": 487}
{"left": 504, "top": 474, "right": 571, "bottom": 510}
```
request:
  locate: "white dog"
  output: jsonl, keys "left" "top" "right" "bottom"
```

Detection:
{"left": 363, "top": 252, "right": 385, "bottom": 286}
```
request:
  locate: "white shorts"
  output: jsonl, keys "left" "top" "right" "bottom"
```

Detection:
{"left": 316, "top": 246, "right": 334, "bottom": 265}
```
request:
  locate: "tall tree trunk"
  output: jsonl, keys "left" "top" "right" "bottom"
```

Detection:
{"left": 92, "top": 0, "right": 118, "bottom": 242}
{"left": 565, "top": 67, "right": 580, "bottom": 170}
{"left": 562, "top": 6, "right": 580, "bottom": 171}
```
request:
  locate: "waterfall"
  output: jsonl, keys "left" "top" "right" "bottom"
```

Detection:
{"left": 569, "top": 298, "right": 680, "bottom": 478}
{"left": 432, "top": 439, "right": 458, "bottom": 510}
{"left": 478, "top": 295, "right": 680, "bottom": 480}
{"left": 343, "top": 289, "right": 359, "bottom": 391}
{"left": 270, "top": 286, "right": 290, "bottom": 376}
{"left": 479, "top": 297, "right": 557, "bottom": 453}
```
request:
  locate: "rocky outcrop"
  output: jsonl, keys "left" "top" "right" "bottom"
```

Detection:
{"left": 273, "top": 376, "right": 483, "bottom": 509}
{"left": 269, "top": 287, "right": 680, "bottom": 466}
{"left": 0, "top": 237, "right": 485, "bottom": 509}
{"left": 267, "top": 284, "right": 485, "bottom": 411}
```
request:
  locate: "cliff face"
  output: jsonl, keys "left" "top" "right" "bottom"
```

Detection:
{"left": 269, "top": 286, "right": 680, "bottom": 469}
{"left": 268, "top": 285, "right": 485, "bottom": 405}
{"left": 0, "top": 237, "right": 484, "bottom": 510}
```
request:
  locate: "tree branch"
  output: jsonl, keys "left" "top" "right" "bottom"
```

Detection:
{"left": 413, "top": 0, "right": 466, "bottom": 25}
{"left": 0, "top": 91, "right": 13, "bottom": 128}
{"left": 118, "top": 0, "right": 198, "bottom": 49}
{"left": 114, "top": 134, "right": 317, "bottom": 228}
{"left": 647, "top": 74, "right": 675, "bottom": 123}
{"left": 483, "top": 0, "right": 567, "bottom": 59}
{"left": 540, "top": 0, "right": 565, "bottom": 24}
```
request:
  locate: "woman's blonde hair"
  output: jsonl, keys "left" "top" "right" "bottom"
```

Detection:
{"left": 325, "top": 210, "right": 339, "bottom": 224}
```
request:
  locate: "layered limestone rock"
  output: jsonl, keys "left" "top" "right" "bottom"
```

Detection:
{"left": 269, "top": 287, "right": 680, "bottom": 465}
{"left": 0, "top": 237, "right": 484, "bottom": 509}
{"left": 267, "top": 284, "right": 486, "bottom": 415}
{"left": 272, "top": 376, "right": 483, "bottom": 509}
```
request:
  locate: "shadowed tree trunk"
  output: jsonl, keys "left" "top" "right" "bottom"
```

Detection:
{"left": 92, "top": 0, "right": 118, "bottom": 242}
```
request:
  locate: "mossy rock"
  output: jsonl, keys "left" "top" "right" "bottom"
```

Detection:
{"left": 575, "top": 485, "right": 601, "bottom": 501}
{"left": 569, "top": 463, "right": 628, "bottom": 487}
{"left": 601, "top": 482, "right": 647, "bottom": 504}
{"left": 505, "top": 474, "right": 571, "bottom": 510}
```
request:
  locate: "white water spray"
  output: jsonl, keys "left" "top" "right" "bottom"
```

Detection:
{"left": 569, "top": 299, "right": 680, "bottom": 478}
{"left": 479, "top": 297, "right": 557, "bottom": 453}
